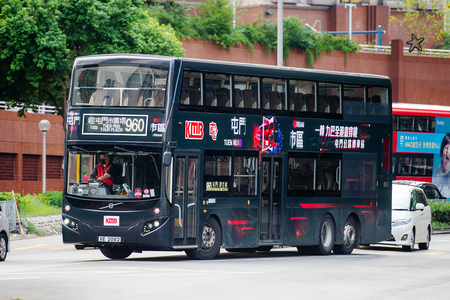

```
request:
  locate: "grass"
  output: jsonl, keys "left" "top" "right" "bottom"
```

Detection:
{"left": 432, "top": 221, "right": 450, "bottom": 230}
{"left": 19, "top": 195, "right": 61, "bottom": 218}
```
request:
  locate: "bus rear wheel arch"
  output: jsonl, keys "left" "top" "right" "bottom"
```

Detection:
{"left": 185, "top": 217, "right": 222, "bottom": 260}
{"left": 312, "top": 214, "right": 335, "bottom": 255}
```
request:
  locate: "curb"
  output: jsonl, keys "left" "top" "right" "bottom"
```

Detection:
{"left": 432, "top": 228, "right": 450, "bottom": 235}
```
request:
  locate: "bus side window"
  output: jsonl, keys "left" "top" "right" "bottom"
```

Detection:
{"left": 180, "top": 85, "right": 190, "bottom": 105}
{"left": 305, "top": 94, "right": 316, "bottom": 112}
{"left": 242, "top": 89, "right": 257, "bottom": 109}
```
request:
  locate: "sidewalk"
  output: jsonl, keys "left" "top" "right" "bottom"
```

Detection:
{"left": 11, "top": 214, "right": 61, "bottom": 241}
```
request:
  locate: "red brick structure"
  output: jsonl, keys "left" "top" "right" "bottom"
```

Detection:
{"left": 182, "top": 38, "right": 450, "bottom": 105}
{"left": 0, "top": 111, "right": 64, "bottom": 195}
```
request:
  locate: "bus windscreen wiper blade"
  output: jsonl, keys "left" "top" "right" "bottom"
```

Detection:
{"left": 72, "top": 146, "right": 100, "bottom": 153}
{"left": 114, "top": 146, "right": 134, "bottom": 153}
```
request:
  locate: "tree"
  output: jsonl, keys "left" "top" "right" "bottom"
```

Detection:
{"left": 0, "top": 0, "right": 184, "bottom": 116}
{"left": 390, "top": 0, "right": 449, "bottom": 45}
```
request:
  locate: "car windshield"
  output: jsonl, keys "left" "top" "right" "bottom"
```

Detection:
{"left": 392, "top": 185, "right": 413, "bottom": 210}
{"left": 66, "top": 150, "right": 161, "bottom": 199}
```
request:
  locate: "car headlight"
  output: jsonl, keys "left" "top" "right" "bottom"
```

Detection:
{"left": 392, "top": 218, "right": 412, "bottom": 227}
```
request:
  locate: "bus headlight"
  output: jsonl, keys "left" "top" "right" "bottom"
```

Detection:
{"left": 63, "top": 216, "right": 80, "bottom": 232}
{"left": 142, "top": 217, "right": 168, "bottom": 236}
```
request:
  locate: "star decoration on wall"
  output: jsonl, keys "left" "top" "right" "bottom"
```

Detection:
{"left": 406, "top": 34, "right": 425, "bottom": 53}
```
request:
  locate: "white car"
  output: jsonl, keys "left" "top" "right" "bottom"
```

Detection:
{"left": 381, "top": 184, "right": 432, "bottom": 251}
{"left": 0, "top": 206, "right": 9, "bottom": 261}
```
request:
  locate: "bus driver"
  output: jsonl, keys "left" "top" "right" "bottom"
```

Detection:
{"left": 90, "top": 154, "right": 117, "bottom": 188}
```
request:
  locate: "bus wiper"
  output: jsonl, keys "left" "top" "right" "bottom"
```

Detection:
{"left": 114, "top": 146, "right": 143, "bottom": 154}
{"left": 72, "top": 146, "right": 101, "bottom": 153}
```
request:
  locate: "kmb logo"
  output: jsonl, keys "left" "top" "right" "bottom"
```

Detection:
{"left": 104, "top": 216, "right": 120, "bottom": 226}
{"left": 185, "top": 121, "right": 204, "bottom": 140}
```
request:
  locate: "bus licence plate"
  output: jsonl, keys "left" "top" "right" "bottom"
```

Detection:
{"left": 98, "top": 236, "right": 121, "bottom": 243}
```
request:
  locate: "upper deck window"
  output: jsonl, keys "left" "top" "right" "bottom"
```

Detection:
{"left": 72, "top": 66, "right": 168, "bottom": 107}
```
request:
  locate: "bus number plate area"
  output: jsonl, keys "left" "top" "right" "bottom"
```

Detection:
{"left": 98, "top": 236, "right": 122, "bottom": 243}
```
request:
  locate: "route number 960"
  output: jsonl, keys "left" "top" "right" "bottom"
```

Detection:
{"left": 126, "top": 118, "right": 145, "bottom": 133}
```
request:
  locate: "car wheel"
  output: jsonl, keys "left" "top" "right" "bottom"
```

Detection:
{"left": 402, "top": 230, "right": 415, "bottom": 252}
{"left": 334, "top": 216, "right": 357, "bottom": 255}
{"left": 418, "top": 228, "right": 431, "bottom": 250}
{"left": 0, "top": 233, "right": 7, "bottom": 262}
{"left": 100, "top": 246, "right": 133, "bottom": 259}
{"left": 186, "top": 218, "right": 221, "bottom": 260}
{"left": 312, "top": 215, "right": 335, "bottom": 255}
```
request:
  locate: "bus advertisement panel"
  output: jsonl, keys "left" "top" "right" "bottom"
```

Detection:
{"left": 393, "top": 104, "right": 450, "bottom": 197}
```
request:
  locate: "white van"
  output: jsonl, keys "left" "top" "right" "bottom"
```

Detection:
{"left": 0, "top": 206, "right": 10, "bottom": 261}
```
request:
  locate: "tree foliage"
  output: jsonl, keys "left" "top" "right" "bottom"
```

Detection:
{"left": 148, "top": 0, "right": 358, "bottom": 67}
{"left": 0, "top": 0, "right": 184, "bottom": 116}
{"left": 390, "top": 0, "right": 448, "bottom": 44}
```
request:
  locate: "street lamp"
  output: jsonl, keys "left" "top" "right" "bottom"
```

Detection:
{"left": 39, "top": 120, "right": 51, "bottom": 193}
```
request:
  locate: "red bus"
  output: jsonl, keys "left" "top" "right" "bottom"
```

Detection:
{"left": 393, "top": 103, "right": 450, "bottom": 197}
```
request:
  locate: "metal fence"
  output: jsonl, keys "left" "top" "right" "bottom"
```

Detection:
{"left": 358, "top": 44, "right": 450, "bottom": 58}
{"left": 0, "top": 101, "right": 57, "bottom": 115}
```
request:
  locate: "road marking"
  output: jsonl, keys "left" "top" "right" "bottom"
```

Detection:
{"left": 13, "top": 244, "right": 50, "bottom": 251}
{"left": 425, "top": 251, "right": 446, "bottom": 255}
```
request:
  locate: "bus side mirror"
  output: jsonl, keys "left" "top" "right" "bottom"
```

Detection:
{"left": 163, "top": 151, "right": 172, "bottom": 166}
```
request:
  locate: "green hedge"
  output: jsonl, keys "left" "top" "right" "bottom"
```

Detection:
{"left": 0, "top": 191, "right": 63, "bottom": 211}
{"left": 430, "top": 201, "right": 450, "bottom": 224}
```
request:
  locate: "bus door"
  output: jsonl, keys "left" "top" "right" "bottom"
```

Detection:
{"left": 260, "top": 155, "right": 282, "bottom": 242}
{"left": 173, "top": 153, "right": 199, "bottom": 247}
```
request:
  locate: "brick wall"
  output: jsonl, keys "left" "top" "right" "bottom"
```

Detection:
{"left": 0, "top": 111, "right": 64, "bottom": 195}
{"left": 182, "top": 38, "right": 450, "bottom": 106}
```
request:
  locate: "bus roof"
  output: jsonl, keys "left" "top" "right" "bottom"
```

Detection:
{"left": 393, "top": 103, "right": 450, "bottom": 117}
{"left": 73, "top": 54, "right": 391, "bottom": 87}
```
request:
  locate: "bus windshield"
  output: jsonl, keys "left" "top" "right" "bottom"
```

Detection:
{"left": 71, "top": 65, "right": 168, "bottom": 107}
{"left": 66, "top": 151, "right": 161, "bottom": 199}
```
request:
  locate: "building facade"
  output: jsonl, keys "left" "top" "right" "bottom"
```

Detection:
{"left": 0, "top": 108, "right": 64, "bottom": 195}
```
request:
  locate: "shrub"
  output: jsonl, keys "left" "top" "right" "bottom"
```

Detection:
{"left": 146, "top": 1, "right": 359, "bottom": 66}
{"left": 0, "top": 191, "right": 17, "bottom": 201}
{"left": 39, "top": 191, "right": 63, "bottom": 207}
{"left": 430, "top": 201, "right": 450, "bottom": 223}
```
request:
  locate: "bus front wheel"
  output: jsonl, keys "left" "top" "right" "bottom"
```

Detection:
{"left": 312, "top": 215, "right": 335, "bottom": 255}
{"left": 186, "top": 218, "right": 221, "bottom": 260}
{"left": 100, "top": 246, "right": 133, "bottom": 259}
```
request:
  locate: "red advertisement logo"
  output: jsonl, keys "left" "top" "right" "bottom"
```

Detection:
{"left": 209, "top": 122, "right": 218, "bottom": 141}
{"left": 185, "top": 121, "right": 204, "bottom": 140}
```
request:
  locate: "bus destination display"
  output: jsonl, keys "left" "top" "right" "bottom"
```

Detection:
{"left": 82, "top": 114, "right": 148, "bottom": 136}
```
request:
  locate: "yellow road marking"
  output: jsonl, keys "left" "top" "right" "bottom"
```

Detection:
{"left": 13, "top": 244, "right": 50, "bottom": 251}
{"left": 425, "top": 251, "right": 446, "bottom": 255}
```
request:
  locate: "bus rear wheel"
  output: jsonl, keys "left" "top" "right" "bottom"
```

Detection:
{"left": 100, "top": 246, "right": 133, "bottom": 259}
{"left": 334, "top": 216, "right": 357, "bottom": 254}
{"left": 186, "top": 218, "right": 221, "bottom": 260}
{"left": 312, "top": 215, "right": 335, "bottom": 255}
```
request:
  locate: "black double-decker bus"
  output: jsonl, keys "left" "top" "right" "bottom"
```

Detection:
{"left": 63, "top": 54, "right": 392, "bottom": 259}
